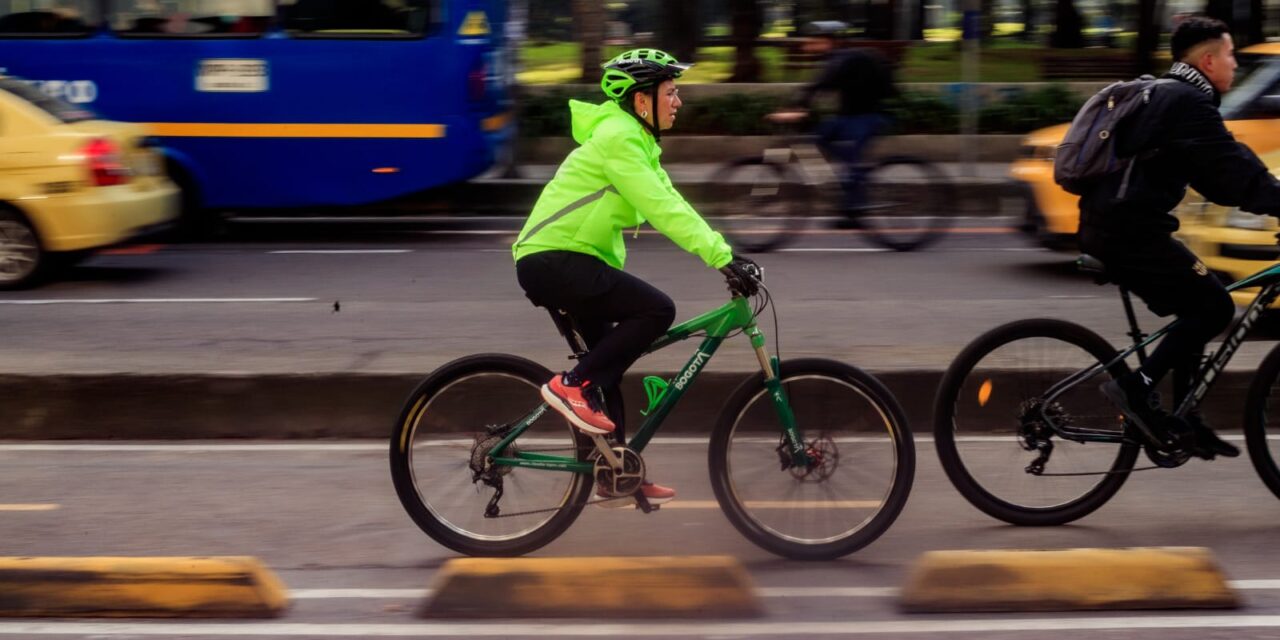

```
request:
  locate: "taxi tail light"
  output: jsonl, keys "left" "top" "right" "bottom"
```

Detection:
{"left": 468, "top": 61, "right": 487, "bottom": 102}
{"left": 84, "top": 138, "right": 130, "bottom": 187}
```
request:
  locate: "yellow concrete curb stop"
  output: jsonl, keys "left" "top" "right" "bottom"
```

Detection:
{"left": 421, "top": 555, "right": 763, "bottom": 619}
{"left": 900, "top": 547, "right": 1239, "bottom": 613}
{"left": 0, "top": 556, "right": 289, "bottom": 618}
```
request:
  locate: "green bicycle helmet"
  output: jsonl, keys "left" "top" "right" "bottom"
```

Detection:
{"left": 601, "top": 49, "right": 692, "bottom": 140}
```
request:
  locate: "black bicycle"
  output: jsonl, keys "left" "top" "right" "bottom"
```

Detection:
{"left": 932, "top": 253, "right": 1280, "bottom": 526}
{"left": 710, "top": 115, "right": 954, "bottom": 253}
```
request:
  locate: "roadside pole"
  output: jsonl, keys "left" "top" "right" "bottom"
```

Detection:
{"left": 960, "top": 0, "right": 979, "bottom": 178}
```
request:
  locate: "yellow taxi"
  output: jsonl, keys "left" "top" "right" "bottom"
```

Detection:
{"left": 1012, "top": 43, "right": 1280, "bottom": 250}
{"left": 0, "top": 75, "right": 178, "bottom": 289}
{"left": 1174, "top": 149, "right": 1280, "bottom": 308}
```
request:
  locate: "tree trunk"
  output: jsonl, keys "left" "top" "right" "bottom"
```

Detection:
{"left": 729, "top": 0, "right": 763, "bottom": 82}
{"left": 1051, "top": 0, "right": 1085, "bottom": 48}
{"left": 1020, "top": 0, "right": 1034, "bottom": 42}
{"left": 659, "top": 0, "right": 700, "bottom": 62}
{"left": 573, "top": 0, "right": 604, "bottom": 84}
{"left": 1135, "top": 0, "right": 1160, "bottom": 74}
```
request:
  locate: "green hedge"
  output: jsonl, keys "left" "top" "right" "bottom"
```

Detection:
{"left": 517, "top": 84, "right": 1086, "bottom": 136}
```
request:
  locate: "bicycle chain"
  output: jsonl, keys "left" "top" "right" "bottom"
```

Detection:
{"left": 484, "top": 492, "right": 637, "bottom": 519}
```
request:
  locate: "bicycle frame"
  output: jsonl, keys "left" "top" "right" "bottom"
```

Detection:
{"left": 485, "top": 296, "right": 808, "bottom": 474}
{"left": 1038, "top": 262, "right": 1280, "bottom": 444}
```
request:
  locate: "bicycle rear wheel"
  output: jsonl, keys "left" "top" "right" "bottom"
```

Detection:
{"left": 856, "top": 156, "right": 953, "bottom": 252}
{"left": 710, "top": 156, "right": 810, "bottom": 254}
{"left": 933, "top": 319, "right": 1141, "bottom": 526}
{"left": 708, "top": 358, "right": 914, "bottom": 560}
{"left": 1244, "top": 342, "right": 1280, "bottom": 500}
{"left": 390, "top": 354, "right": 593, "bottom": 556}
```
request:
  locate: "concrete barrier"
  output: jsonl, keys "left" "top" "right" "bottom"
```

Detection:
{"left": 900, "top": 547, "right": 1238, "bottom": 613}
{"left": 0, "top": 556, "right": 288, "bottom": 618}
{"left": 421, "top": 556, "right": 762, "bottom": 619}
{"left": 0, "top": 369, "right": 1255, "bottom": 439}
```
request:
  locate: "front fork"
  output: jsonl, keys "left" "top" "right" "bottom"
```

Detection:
{"left": 746, "top": 323, "right": 811, "bottom": 468}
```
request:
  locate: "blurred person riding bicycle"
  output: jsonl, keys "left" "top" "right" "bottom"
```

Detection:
{"left": 769, "top": 21, "right": 899, "bottom": 229}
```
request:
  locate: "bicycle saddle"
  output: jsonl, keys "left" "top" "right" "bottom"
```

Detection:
{"left": 1076, "top": 254, "right": 1110, "bottom": 284}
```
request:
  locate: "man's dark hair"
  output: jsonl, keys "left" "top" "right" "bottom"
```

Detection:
{"left": 1171, "top": 16, "right": 1230, "bottom": 62}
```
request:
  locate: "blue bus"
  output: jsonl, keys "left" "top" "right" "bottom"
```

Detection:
{"left": 0, "top": 0, "right": 511, "bottom": 223}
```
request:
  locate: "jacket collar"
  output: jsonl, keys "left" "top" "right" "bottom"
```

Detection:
{"left": 1166, "top": 62, "right": 1220, "bottom": 104}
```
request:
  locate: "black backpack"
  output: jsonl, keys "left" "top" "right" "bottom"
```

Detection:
{"left": 1054, "top": 76, "right": 1171, "bottom": 196}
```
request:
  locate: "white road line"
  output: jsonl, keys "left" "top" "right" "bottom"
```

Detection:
{"left": 10, "top": 616, "right": 1280, "bottom": 636}
{"left": 269, "top": 250, "right": 413, "bottom": 255}
{"left": 0, "top": 298, "right": 317, "bottom": 305}
{"left": 293, "top": 589, "right": 423, "bottom": 599}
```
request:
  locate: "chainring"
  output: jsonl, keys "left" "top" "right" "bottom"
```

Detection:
{"left": 593, "top": 447, "right": 646, "bottom": 497}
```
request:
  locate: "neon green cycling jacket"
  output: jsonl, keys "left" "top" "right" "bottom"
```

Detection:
{"left": 512, "top": 100, "right": 733, "bottom": 270}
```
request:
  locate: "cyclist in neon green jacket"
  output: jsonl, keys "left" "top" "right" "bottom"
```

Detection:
{"left": 513, "top": 49, "right": 760, "bottom": 506}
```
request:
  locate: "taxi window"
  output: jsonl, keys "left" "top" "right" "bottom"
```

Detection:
{"left": 0, "top": 77, "right": 96, "bottom": 122}
{"left": 279, "top": 0, "right": 436, "bottom": 37}
{"left": 0, "top": 0, "right": 96, "bottom": 35}
{"left": 111, "top": 0, "right": 273, "bottom": 36}
{"left": 1222, "top": 59, "right": 1280, "bottom": 120}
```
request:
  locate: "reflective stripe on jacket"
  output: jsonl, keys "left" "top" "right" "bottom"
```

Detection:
{"left": 512, "top": 100, "right": 733, "bottom": 270}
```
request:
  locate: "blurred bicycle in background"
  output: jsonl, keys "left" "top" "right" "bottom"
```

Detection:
{"left": 710, "top": 113, "right": 955, "bottom": 253}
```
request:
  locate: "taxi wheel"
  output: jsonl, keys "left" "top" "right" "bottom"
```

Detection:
{"left": 0, "top": 208, "right": 43, "bottom": 290}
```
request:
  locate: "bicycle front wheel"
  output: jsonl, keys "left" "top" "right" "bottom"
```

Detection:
{"left": 857, "top": 156, "right": 953, "bottom": 252}
{"left": 710, "top": 156, "right": 811, "bottom": 254}
{"left": 708, "top": 359, "right": 914, "bottom": 560}
{"left": 390, "top": 354, "right": 593, "bottom": 556}
{"left": 933, "top": 319, "right": 1140, "bottom": 526}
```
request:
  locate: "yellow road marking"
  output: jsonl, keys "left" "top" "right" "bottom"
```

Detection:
{"left": 663, "top": 500, "right": 881, "bottom": 509}
{"left": 0, "top": 504, "right": 59, "bottom": 511}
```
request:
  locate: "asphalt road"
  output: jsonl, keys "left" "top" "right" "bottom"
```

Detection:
{"left": 2, "top": 439, "right": 1280, "bottom": 638}
{"left": 4, "top": 215, "right": 1279, "bottom": 377}
{"left": 7, "top": 219, "right": 1280, "bottom": 638}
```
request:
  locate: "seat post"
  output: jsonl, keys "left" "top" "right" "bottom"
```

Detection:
{"left": 1118, "top": 287, "right": 1149, "bottom": 364}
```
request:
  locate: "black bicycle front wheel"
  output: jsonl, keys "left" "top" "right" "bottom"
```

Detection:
{"left": 708, "top": 358, "right": 914, "bottom": 560}
{"left": 856, "top": 156, "right": 953, "bottom": 252}
{"left": 1244, "top": 342, "right": 1280, "bottom": 500}
{"left": 389, "top": 354, "right": 593, "bottom": 556}
{"left": 933, "top": 319, "right": 1141, "bottom": 526}
{"left": 710, "top": 155, "right": 811, "bottom": 254}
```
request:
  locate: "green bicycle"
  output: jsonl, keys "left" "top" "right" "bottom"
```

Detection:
{"left": 390, "top": 272, "right": 915, "bottom": 559}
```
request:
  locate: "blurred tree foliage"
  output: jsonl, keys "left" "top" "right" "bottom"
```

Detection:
{"left": 518, "top": 84, "right": 1084, "bottom": 136}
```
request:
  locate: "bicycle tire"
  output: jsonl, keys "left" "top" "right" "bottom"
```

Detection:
{"left": 389, "top": 353, "right": 593, "bottom": 556}
{"left": 855, "top": 156, "right": 954, "bottom": 252}
{"left": 710, "top": 155, "right": 811, "bottom": 254}
{"left": 1244, "top": 342, "right": 1280, "bottom": 500}
{"left": 708, "top": 358, "right": 914, "bottom": 559}
{"left": 933, "top": 319, "right": 1141, "bottom": 526}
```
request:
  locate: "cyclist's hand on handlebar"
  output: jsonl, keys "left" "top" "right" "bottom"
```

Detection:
{"left": 720, "top": 255, "right": 763, "bottom": 297}
{"left": 766, "top": 110, "right": 809, "bottom": 124}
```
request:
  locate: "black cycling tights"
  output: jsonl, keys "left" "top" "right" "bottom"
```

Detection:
{"left": 516, "top": 251, "right": 676, "bottom": 424}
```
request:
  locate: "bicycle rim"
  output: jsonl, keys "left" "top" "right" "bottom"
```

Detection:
{"left": 858, "top": 159, "right": 951, "bottom": 252}
{"left": 716, "top": 366, "right": 912, "bottom": 557}
{"left": 937, "top": 321, "right": 1139, "bottom": 524}
{"left": 400, "top": 370, "right": 586, "bottom": 544}
{"left": 711, "top": 157, "right": 808, "bottom": 254}
{"left": 1245, "top": 343, "right": 1280, "bottom": 500}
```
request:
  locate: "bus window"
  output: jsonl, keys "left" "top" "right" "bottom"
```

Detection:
{"left": 279, "top": 0, "right": 435, "bottom": 37}
{"left": 111, "top": 0, "right": 272, "bottom": 35}
{"left": 0, "top": 0, "right": 95, "bottom": 35}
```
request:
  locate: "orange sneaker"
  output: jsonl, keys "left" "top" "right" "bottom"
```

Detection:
{"left": 595, "top": 481, "right": 676, "bottom": 508}
{"left": 541, "top": 374, "right": 615, "bottom": 435}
